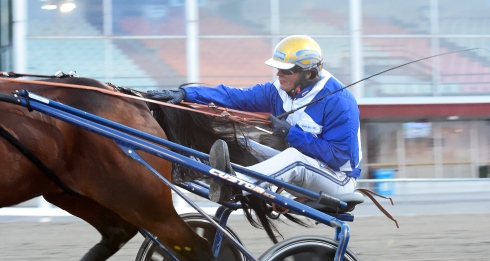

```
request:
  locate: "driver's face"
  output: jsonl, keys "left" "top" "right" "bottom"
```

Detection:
{"left": 276, "top": 69, "right": 300, "bottom": 93}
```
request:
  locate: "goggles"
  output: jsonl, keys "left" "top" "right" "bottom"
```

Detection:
{"left": 278, "top": 67, "right": 301, "bottom": 75}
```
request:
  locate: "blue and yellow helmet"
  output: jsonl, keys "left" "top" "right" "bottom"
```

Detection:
{"left": 265, "top": 35, "right": 323, "bottom": 74}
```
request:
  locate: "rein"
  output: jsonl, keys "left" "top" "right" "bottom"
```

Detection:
{"left": 179, "top": 102, "right": 272, "bottom": 134}
{"left": 0, "top": 75, "right": 272, "bottom": 132}
{"left": 277, "top": 47, "right": 480, "bottom": 119}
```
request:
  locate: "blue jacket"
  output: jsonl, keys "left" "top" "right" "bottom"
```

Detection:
{"left": 183, "top": 70, "right": 362, "bottom": 179}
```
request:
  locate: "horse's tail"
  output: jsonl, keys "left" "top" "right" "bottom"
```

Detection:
{"left": 240, "top": 195, "right": 310, "bottom": 244}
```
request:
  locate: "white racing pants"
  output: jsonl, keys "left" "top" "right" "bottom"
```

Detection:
{"left": 236, "top": 138, "right": 356, "bottom": 197}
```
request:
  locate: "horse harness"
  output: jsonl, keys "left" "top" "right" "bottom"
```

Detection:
{"left": 1, "top": 71, "right": 273, "bottom": 133}
{"left": 1, "top": 71, "right": 399, "bottom": 227}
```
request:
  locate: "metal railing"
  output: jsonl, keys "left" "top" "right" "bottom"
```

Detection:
{"left": 2, "top": 178, "right": 490, "bottom": 221}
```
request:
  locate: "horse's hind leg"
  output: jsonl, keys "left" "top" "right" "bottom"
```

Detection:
{"left": 43, "top": 192, "right": 138, "bottom": 261}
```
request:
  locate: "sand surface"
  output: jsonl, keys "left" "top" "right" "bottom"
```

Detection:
{"left": 0, "top": 213, "right": 488, "bottom": 260}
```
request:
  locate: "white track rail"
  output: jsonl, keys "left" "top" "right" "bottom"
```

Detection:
{"left": 2, "top": 179, "right": 490, "bottom": 219}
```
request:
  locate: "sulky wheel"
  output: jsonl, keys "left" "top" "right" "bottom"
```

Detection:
{"left": 259, "top": 235, "right": 360, "bottom": 261}
{"left": 135, "top": 213, "right": 246, "bottom": 261}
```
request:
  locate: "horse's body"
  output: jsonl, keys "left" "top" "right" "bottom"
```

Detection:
{"left": 0, "top": 78, "right": 214, "bottom": 261}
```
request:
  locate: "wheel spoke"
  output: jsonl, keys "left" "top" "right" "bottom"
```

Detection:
{"left": 259, "top": 236, "right": 360, "bottom": 261}
{"left": 135, "top": 213, "right": 245, "bottom": 261}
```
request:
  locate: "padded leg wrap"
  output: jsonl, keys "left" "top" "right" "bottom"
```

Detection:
{"left": 79, "top": 243, "right": 115, "bottom": 261}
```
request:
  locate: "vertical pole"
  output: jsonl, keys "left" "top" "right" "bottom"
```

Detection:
{"left": 360, "top": 124, "right": 368, "bottom": 178}
{"left": 269, "top": 0, "right": 280, "bottom": 80}
{"left": 349, "top": 0, "right": 364, "bottom": 99}
{"left": 186, "top": 0, "right": 199, "bottom": 83}
{"left": 103, "top": 0, "right": 114, "bottom": 84}
{"left": 430, "top": 0, "right": 441, "bottom": 96}
{"left": 470, "top": 121, "right": 478, "bottom": 178}
{"left": 433, "top": 122, "right": 443, "bottom": 178}
{"left": 397, "top": 123, "right": 406, "bottom": 179}
{"left": 103, "top": 0, "right": 113, "bottom": 37}
{"left": 12, "top": 0, "right": 26, "bottom": 73}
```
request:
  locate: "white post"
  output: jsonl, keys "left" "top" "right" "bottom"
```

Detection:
{"left": 430, "top": 0, "right": 441, "bottom": 95}
{"left": 103, "top": 0, "right": 113, "bottom": 36}
{"left": 186, "top": 0, "right": 199, "bottom": 83}
{"left": 349, "top": 0, "right": 364, "bottom": 98}
{"left": 103, "top": 0, "right": 114, "bottom": 84}
{"left": 269, "top": 0, "right": 280, "bottom": 80}
{"left": 470, "top": 121, "right": 478, "bottom": 178}
{"left": 433, "top": 122, "right": 443, "bottom": 178}
{"left": 12, "top": 0, "right": 27, "bottom": 73}
{"left": 396, "top": 123, "right": 406, "bottom": 179}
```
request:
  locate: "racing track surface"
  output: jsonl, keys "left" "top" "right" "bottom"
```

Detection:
{"left": 0, "top": 213, "right": 489, "bottom": 260}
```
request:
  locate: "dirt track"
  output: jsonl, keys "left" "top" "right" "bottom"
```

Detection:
{"left": 0, "top": 213, "right": 489, "bottom": 260}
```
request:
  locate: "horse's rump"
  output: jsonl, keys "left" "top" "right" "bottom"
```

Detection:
{"left": 0, "top": 76, "right": 171, "bottom": 198}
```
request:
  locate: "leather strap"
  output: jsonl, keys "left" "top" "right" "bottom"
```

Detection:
{"left": 355, "top": 188, "right": 399, "bottom": 228}
{"left": 180, "top": 101, "right": 270, "bottom": 125}
{"left": 0, "top": 77, "right": 271, "bottom": 129}
{"left": 271, "top": 187, "right": 399, "bottom": 228}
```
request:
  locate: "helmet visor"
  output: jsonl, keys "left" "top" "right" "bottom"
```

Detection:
{"left": 264, "top": 58, "right": 295, "bottom": 69}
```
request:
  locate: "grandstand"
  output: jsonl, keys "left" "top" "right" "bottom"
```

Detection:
{"left": 27, "top": 15, "right": 158, "bottom": 90}
{"left": 117, "top": 9, "right": 273, "bottom": 88}
{"left": 308, "top": 7, "right": 490, "bottom": 96}
{"left": 24, "top": 1, "right": 490, "bottom": 95}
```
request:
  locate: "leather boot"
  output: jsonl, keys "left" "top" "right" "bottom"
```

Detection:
{"left": 208, "top": 139, "right": 241, "bottom": 203}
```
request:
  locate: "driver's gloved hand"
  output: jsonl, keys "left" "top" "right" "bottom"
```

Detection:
{"left": 269, "top": 114, "right": 291, "bottom": 139}
{"left": 147, "top": 89, "right": 186, "bottom": 104}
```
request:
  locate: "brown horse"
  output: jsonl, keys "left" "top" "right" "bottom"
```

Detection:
{"left": 0, "top": 77, "right": 215, "bottom": 261}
